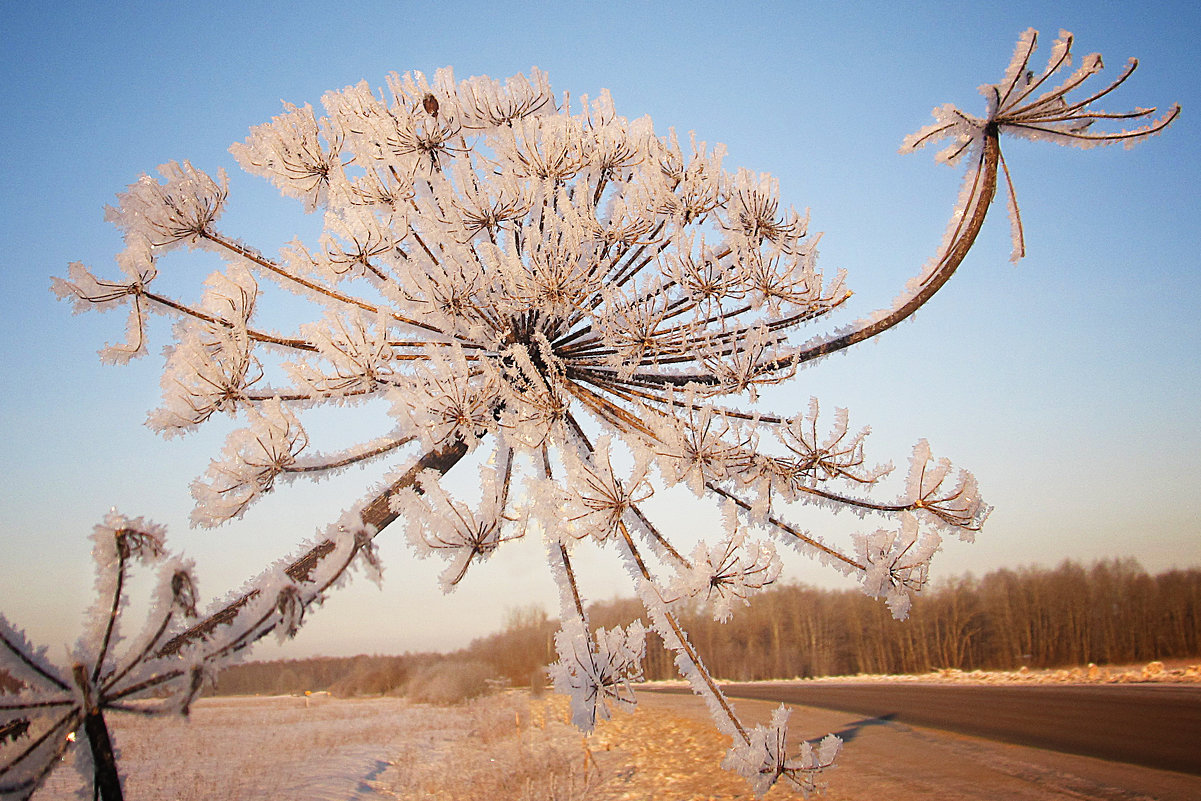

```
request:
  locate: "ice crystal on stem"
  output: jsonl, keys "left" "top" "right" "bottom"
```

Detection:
{"left": 855, "top": 514, "right": 941, "bottom": 620}
{"left": 396, "top": 459, "right": 521, "bottom": 589}
{"left": 1, "top": 515, "right": 201, "bottom": 801}
{"left": 40, "top": 27, "right": 1177, "bottom": 798}
{"left": 680, "top": 526, "right": 782, "bottom": 622}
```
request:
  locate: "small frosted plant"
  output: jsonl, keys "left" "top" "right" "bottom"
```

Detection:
{"left": 3, "top": 27, "right": 1175, "bottom": 799}
{"left": 0, "top": 511, "right": 381, "bottom": 800}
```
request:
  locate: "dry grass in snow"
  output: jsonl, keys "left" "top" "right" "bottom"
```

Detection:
{"left": 35, "top": 692, "right": 603, "bottom": 801}
{"left": 39, "top": 694, "right": 423, "bottom": 800}
{"left": 31, "top": 690, "right": 802, "bottom": 801}
{"left": 31, "top": 670, "right": 1201, "bottom": 800}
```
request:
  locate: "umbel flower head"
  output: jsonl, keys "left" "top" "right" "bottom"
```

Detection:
{"left": 51, "top": 29, "right": 1175, "bottom": 796}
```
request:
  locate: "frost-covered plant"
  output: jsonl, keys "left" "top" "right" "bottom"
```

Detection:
{"left": 0, "top": 511, "right": 381, "bottom": 801}
{"left": 35, "top": 28, "right": 1176, "bottom": 798}
{"left": 724, "top": 706, "right": 843, "bottom": 797}
{"left": 548, "top": 620, "right": 646, "bottom": 730}
{"left": 1, "top": 515, "right": 201, "bottom": 801}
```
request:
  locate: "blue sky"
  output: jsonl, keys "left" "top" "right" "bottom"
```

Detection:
{"left": 1, "top": 0, "right": 1197, "bottom": 658}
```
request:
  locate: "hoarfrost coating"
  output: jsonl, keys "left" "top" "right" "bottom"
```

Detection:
{"left": 31, "top": 26, "right": 1178, "bottom": 798}
{"left": 0, "top": 511, "right": 382, "bottom": 801}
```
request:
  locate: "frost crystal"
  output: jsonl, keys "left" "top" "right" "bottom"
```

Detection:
{"left": 722, "top": 705, "right": 841, "bottom": 797}
{"left": 855, "top": 514, "right": 941, "bottom": 620}
{"left": 548, "top": 621, "right": 646, "bottom": 731}
{"left": 47, "top": 28, "right": 1176, "bottom": 797}
{"left": 2, "top": 515, "right": 205, "bottom": 800}
{"left": 902, "top": 28, "right": 1178, "bottom": 262}
{"left": 678, "top": 526, "right": 782, "bottom": 622}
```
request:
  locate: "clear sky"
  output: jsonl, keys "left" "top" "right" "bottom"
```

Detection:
{"left": 1, "top": 0, "right": 1197, "bottom": 660}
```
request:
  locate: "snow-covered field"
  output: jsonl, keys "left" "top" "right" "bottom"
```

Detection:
{"left": 32, "top": 664, "right": 1201, "bottom": 800}
{"left": 39, "top": 695, "right": 418, "bottom": 800}
{"left": 37, "top": 692, "right": 596, "bottom": 801}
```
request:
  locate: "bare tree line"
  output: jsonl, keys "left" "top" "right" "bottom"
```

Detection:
{"left": 208, "top": 608, "right": 551, "bottom": 698}
{"left": 479, "top": 558, "right": 1201, "bottom": 681}
{"left": 199, "top": 558, "right": 1199, "bottom": 696}
{"left": 585, "top": 558, "right": 1201, "bottom": 681}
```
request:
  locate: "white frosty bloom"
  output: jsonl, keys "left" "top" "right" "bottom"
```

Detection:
{"left": 190, "top": 399, "right": 308, "bottom": 525}
{"left": 230, "top": 103, "right": 342, "bottom": 212}
{"left": 150, "top": 319, "right": 263, "bottom": 435}
{"left": 289, "top": 311, "right": 398, "bottom": 396}
{"left": 560, "top": 438, "right": 654, "bottom": 542}
{"left": 0, "top": 514, "right": 224, "bottom": 800}
{"left": 902, "top": 28, "right": 1178, "bottom": 261}
{"left": 389, "top": 344, "right": 500, "bottom": 450}
{"left": 776, "top": 398, "right": 891, "bottom": 488}
{"left": 722, "top": 705, "right": 841, "bottom": 797}
{"left": 677, "top": 528, "right": 782, "bottom": 622}
{"left": 51, "top": 240, "right": 160, "bottom": 364}
{"left": 548, "top": 621, "right": 646, "bottom": 732}
{"left": 854, "top": 514, "right": 942, "bottom": 620}
{"left": 455, "top": 67, "right": 554, "bottom": 128}
{"left": 395, "top": 464, "right": 519, "bottom": 589}
{"left": 904, "top": 440, "right": 990, "bottom": 537}
{"left": 652, "top": 404, "right": 752, "bottom": 495}
{"left": 104, "top": 160, "right": 228, "bottom": 249}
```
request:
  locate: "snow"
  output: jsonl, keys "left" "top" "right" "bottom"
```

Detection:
{"left": 32, "top": 692, "right": 603, "bottom": 801}
{"left": 36, "top": 695, "right": 433, "bottom": 801}
{"left": 644, "top": 659, "right": 1201, "bottom": 688}
{"left": 32, "top": 687, "right": 1197, "bottom": 801}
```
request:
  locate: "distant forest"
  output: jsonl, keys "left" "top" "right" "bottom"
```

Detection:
{"left": 211, "top": 558, "right": 1201, "bottom": 696}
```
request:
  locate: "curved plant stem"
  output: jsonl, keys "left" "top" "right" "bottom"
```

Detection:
{"left": 157, "top": 437, "right": 469, "bottom": 657}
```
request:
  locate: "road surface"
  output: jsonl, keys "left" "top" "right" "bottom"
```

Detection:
{"left": 645, "top": 681, "right": 1201, "bottom": 775}
{"left": 632, "top": 690, "right": 1201, "bottom": 801}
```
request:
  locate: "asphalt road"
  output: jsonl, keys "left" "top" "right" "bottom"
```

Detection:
{"left": 644, "top": 682, "right": 1201, "bottom": 775}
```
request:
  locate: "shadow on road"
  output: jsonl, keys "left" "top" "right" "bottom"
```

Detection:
{"left": 827, "top": 712, "right": 899, "bottom": 744}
